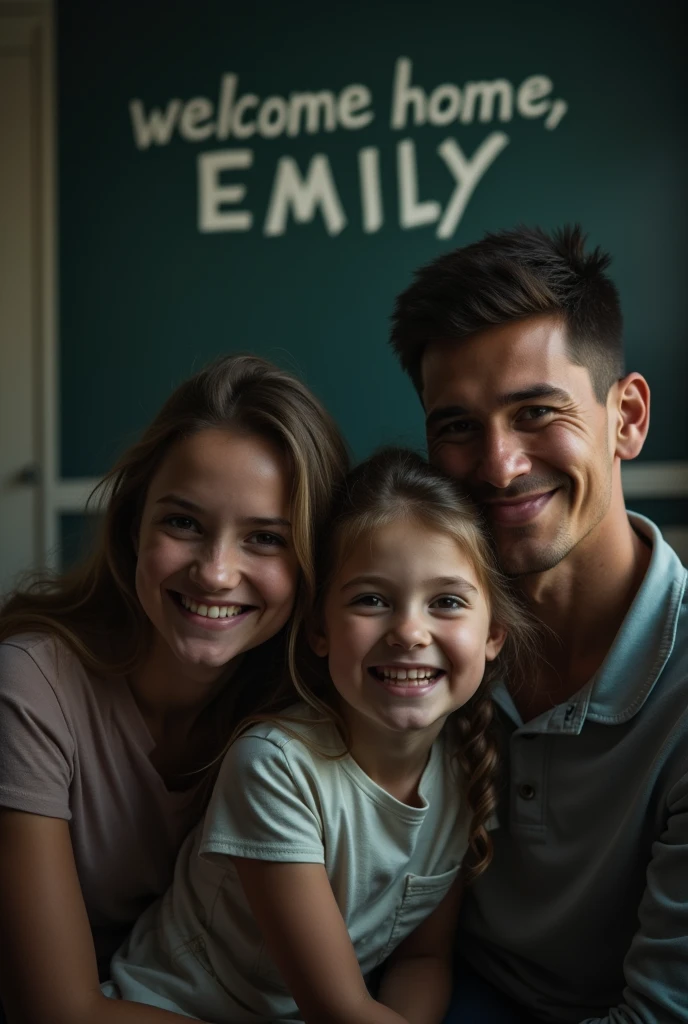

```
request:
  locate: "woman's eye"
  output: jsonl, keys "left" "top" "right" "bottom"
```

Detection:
{"left": 164, "top": 515, "right": 199, "bottom": 533}
{"left": 249, "top": 532, "right": 286, "bottom": 548}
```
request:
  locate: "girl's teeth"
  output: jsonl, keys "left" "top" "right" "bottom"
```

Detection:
{"left": 179, "top": 595, "right": 244, "bottom": 619}
{"left": 378, "top": 668, "right": 437, "bottom": 683}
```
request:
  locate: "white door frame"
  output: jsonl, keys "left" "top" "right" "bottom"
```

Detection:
{"left": 0, "top": 1, "right": 56, "bottom": 579}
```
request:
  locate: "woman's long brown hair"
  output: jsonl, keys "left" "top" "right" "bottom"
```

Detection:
{"left": 0, "top": 355, "right": 349, "bottom": 742}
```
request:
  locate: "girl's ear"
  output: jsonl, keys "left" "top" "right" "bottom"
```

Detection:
{"left": 306, "top": 622, "right": 329, "bottom": 659}
{"left": 485, "top": 622, "right": 507, "bottom": 662}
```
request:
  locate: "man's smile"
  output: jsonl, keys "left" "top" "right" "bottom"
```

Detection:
{"left": 481, "top": 489, "right": 560, "bottom": 526}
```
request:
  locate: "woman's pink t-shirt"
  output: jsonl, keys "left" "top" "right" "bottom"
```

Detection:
{"left": 0, "top": 634, "right": 207, "bottom": 974}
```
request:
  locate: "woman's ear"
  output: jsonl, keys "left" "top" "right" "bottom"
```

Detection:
{"left": 131, "top": 517, "right": 140, "bottom": 556}
{"left": 485, "top": 622, "right": 507, "bottom": 662}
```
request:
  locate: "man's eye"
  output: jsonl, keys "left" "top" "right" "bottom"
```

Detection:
{"left": 442, "top": 421, "right": 473, "bottom": 433}
{"left": 519, "top": 406, "right": 554, "bottom": 421}
{"left": 435, "top": 420, "right": 477, "bottom": 437}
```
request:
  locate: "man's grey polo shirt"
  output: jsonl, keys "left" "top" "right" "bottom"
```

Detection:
{"left": 459, "top": 514, "right": 688, "bottom": 1023}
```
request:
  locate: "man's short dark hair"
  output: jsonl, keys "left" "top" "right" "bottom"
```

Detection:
{"left": 390, "top": 225, "right": 624, "bottom": 403}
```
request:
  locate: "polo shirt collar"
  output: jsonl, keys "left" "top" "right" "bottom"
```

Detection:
{"left": 492, "top": 514, "right": 686, "bottom": 731}
{"left": 586, "top": 513, "right": 686, "bottom": 723}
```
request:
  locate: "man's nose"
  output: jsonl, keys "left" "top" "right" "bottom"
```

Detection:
{"left": 385, "top": 612, "right": 431, "bottom": 650}
{"left": 475, "top": 425, "right": 532, "bottom": 490}
{"left": 189, "top": 545, "right": 242, "bottom": 593}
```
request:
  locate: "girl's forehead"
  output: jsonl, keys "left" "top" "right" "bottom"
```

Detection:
{"left": 336, "top": 518, "right": 482, "bottom": 580}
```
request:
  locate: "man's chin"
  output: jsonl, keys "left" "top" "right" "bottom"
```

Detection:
{"left": 495, "top": 537, "right": 572, "bottom": 578}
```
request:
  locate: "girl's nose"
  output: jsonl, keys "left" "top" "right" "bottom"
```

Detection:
{"left": 385, "top": 614, "right": 431, "bottom": 650}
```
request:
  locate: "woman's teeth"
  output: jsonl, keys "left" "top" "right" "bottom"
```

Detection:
{"left": 179, "top": 595, "right": 244, "bottom": 619}
{"left": 376, "top": 667, "right": 439, "bottom": 684}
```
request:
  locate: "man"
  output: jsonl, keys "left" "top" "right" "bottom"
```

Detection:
{"left": 390, "top": 226, "right": 688, "bottom": 1023}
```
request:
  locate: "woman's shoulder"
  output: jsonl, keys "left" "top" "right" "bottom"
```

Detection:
{"left": 1, "top": 630, "right": 58, "bottom": 657}
{"left": 0, "top": 632, "right": 107, "bottom": 718}
{"left": 0, "top": 631, "right": 85, "bottom": 686}
{"left": 1, "top": 630, "right": 83, "bottom": 658}
{"left": 1, "top": 631, "right": 67, "bottom": 684}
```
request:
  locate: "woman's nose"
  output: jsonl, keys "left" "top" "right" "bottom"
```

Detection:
{"left": 189, "top": 546, "right": 243, "bottom": 593}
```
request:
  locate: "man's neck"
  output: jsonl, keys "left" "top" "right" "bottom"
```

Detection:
{"left": 513, "top": 508, "right": 651, "bottom": 721}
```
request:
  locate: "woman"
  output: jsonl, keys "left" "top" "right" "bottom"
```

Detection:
{"left": 0, "top": 354, "right": 348, "bottom": 1024}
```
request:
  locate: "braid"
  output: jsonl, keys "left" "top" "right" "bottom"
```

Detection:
{"left": 453, "top": 691, "right": 501, "bottom": 885}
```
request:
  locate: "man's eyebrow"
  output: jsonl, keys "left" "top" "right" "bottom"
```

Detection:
{"left": 499, "top": 385, "right": 572, "bottom": 406}
{"left": 425, "top": 385, "right": 572, "bottom": 427}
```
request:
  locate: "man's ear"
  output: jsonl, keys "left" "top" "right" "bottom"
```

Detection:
{"left": 485, "top": 622, "right": 507, "bottom": 662}
{"left": 611, "top": 372, "right": 650, "bottom": 461}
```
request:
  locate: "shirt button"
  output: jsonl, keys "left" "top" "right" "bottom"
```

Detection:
{"left": 518, "top": 783, "right": 536, "bottom": 800}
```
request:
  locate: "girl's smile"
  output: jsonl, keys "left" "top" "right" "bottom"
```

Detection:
{"left": 312, "top": 518, "right": 505, "bottom": 742}
{"left": 367, "top": 662, "right": 444, "bottom": 697}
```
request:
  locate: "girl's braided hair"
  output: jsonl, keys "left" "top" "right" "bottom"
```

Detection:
{"left": 238, "top": 448, "right": 539, "bottom": 882}
{"left": 297, "top": 447, "right": 537, "bottom": 884}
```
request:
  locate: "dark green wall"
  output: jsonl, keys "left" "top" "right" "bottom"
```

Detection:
{"left": 58, "top": 0, "right": 687, "bottom": 486}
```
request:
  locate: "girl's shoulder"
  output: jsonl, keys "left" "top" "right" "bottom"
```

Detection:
{"left": 238, "top": 702, "right": 345, "bottom": 758}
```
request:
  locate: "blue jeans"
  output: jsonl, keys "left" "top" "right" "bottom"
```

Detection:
{"left": 442, "top": 958, "right": 529, "bottom": 1024}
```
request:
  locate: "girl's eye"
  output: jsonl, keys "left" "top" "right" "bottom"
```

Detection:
{"left": 164, "top": 515, "right": 200, "bottom": 533}
{"left": 432, "top": 595, "right": 467, "bottom": 611}
{"left": 248, "top": 532, "right": 286, "bottom": 548}
{"left": 352, "top": 594, "right": 386, "bottom": 608}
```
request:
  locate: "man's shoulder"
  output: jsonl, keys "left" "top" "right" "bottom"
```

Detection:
{"left": 587, "top": 514, "right": 687, "bottom": 717}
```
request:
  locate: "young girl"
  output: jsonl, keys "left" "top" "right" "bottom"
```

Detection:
{"left": 0, "top": 355, "right": 348, "bottom": 1024}
{"left": 106, "top": 447, "right": 535, "bottom": 1024}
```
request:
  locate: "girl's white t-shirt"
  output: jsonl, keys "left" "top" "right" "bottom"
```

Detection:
{"left": 106, "top": 706, "right": 472, "bottom": 1023}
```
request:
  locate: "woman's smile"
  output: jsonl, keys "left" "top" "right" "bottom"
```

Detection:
{"left": 135, "top": 428, "right": 299, "bottom": 682}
